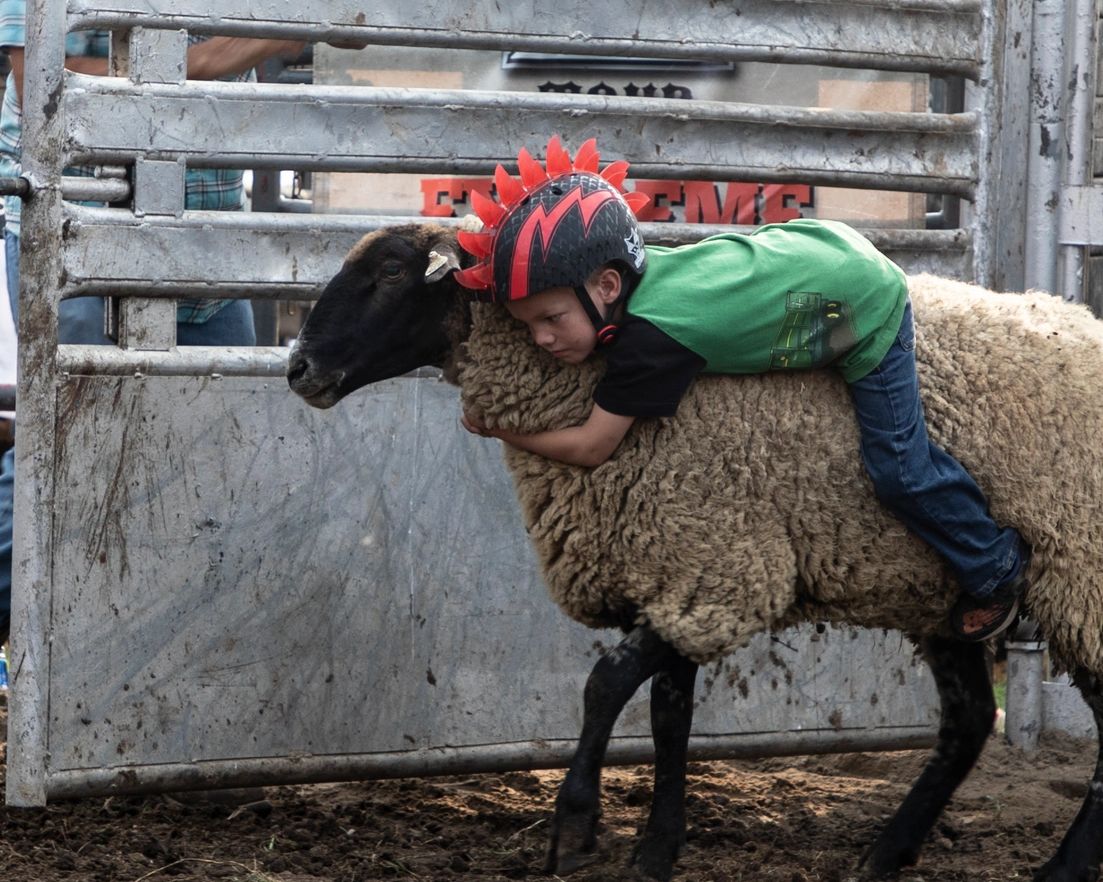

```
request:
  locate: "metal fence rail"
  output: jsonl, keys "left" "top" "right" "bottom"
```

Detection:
{"left": 56, "top": 345, "right": 289, "bottom": 376}
{"left": 59, "top": 207, "right": 974, "bottom": 301}
{"left": 68, "top": 0, "right": 984, "bottom": 76}
{"left": 64, "top": 79, "right": 980, "bottom": 194}
{"left": 45, "top": 726, "right": 939, "bottom": 801}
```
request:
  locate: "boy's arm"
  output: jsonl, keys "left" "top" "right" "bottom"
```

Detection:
{"left": 463, "top": 403, "right": 636, "bottom": 468}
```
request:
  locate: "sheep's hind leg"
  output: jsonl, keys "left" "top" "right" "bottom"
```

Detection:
{"left": 630, "top": 651, "right": 698, "bottom": 881}
{"left": 1033, "top": 667, "right": 1103, "bottom": 882}
{"left": 546, "top": 625, "right": 679, "bottom": 876}
{"left": 859, "top": 637, "right": 993, "bottom": 878}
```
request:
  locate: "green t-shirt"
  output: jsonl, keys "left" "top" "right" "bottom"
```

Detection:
{"left": 626, "top": 219, "right": 908, "bottom": 382}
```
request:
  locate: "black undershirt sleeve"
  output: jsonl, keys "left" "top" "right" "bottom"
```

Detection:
{"left": 592, "top": 317, "right": 707, "bottom": 418}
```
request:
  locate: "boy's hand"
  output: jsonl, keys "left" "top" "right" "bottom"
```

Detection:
{"left": 459, "top": 404, "right": 635, "bottom": 467}
{"left": 461, "top": 412, "right": 495, "bottom": 438}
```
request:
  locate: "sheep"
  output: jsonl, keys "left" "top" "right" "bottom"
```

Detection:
{"left": 288, "top": 221, "right": 1103, "bottom": 882}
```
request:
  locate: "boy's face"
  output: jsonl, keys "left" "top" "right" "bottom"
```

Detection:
{"left": 505, "top": 286, "right": 600, "bottom": 364}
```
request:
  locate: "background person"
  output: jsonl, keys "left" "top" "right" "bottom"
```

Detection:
{"left": 0, "top": 14, "right": 306, "bottom": 641}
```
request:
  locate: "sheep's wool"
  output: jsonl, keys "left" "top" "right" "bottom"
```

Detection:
{"left": 459, "top": 274, "right": 1103, "bottom": 667}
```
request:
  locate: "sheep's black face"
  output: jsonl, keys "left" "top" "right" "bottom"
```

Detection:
{"left": 288, "top": 225, "right": 460, "bottom": 408}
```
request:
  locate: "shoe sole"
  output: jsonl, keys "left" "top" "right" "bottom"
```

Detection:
{"left": 956, "top": 596, "right": 1022, "bottom": 642}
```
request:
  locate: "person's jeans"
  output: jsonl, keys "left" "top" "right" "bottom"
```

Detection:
{"left": 0, "top": 445, "right": 11, "bottom": 641}
{"left": 5, "top": 229, "right": 17, "bottom": 319}
{"left": 2, "top": 231, "right": 16, "bottom": 641}
{"left": 7, "top": 231, "right": 256, "bottom": 346}
{"left": 0, "top": 231, "right": 256, "bottom": 641}
{"left": 847, "top": 298, "right": 1023, "bottom": 598}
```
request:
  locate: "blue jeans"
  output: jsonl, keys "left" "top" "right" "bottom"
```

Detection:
{"left": 7, "top": 231, "right": 256, "bottom": 346}
{"left": 0, "top": 231, "right": 256, "bottom": 640}
{"left": 0, "top": 445, "right": 10, "bottom": 641}
{"left": 848, "top": 299, "right": 1023, "bottom": 598}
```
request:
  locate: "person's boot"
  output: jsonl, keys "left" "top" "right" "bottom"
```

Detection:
{"left": 949, "top": 567, "right": 1028, "bottom": 641}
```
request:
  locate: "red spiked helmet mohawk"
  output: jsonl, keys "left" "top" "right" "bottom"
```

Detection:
{"left": 454, "top": 136, "right": 649, "bottom": 303}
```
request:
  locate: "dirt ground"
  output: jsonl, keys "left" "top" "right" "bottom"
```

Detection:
{"left": 0, "top": 693, "right": 1096, "bottom": 882}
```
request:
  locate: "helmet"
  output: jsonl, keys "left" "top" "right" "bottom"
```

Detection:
{"left": 455, "top": 137, "right": 649, "bottom": 306}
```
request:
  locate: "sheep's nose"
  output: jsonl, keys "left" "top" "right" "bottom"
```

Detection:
{"left": 286, "top": 348, "right": 309, "bottom": 385}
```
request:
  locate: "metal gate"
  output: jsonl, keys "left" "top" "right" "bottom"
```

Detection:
{"left": 4, "top": 0, "right": 1084, "bottom": 805}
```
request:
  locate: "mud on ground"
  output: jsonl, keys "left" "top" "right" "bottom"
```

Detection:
{"left": 0, "top": 695, "right": 1094, "bottom": 881}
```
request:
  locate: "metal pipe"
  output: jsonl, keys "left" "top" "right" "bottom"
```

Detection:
{"left": 64, "top": 78, "right": 979, "bottom": 195}
{"left": 61, "top": 281, "right": 321, "bottom": 300}
{"left": 0, "top": 175, "right": 130, "bottom": 200}
{"left": 0, "top": 176, "right": 29, "bottom": 197}
{"left": 819, "top": 0, "right": 980, "bottom": 9}
{"left": 1023, "top": 0, "right": 1067, "bottom": 294}
{"left": 72, "top": 204, "right": 416, "bottom": 233}
{"left": 66, "top": 0, "right": 983, "bottom": 76}
{"left": 59, "top": 177, "right": 130, "bottom": 202}
{"left": 1058, "top": 0, "right": 1098, "bottom": 304}
{"left": 43, "top": 726, "right": 938, "bottom": 801}
{"left": 67, "top": 204, "right": 974, "bottom": 249}
{"left": 964, "top": 0, "right": 1034, "bottom": 290}
{"left": 1005, "top": 639, "right": 1047, "bottom": 751}
{"left": 75, "top": 77, "right": 981, "bottom": 135}
{"left": 82, "top": 159, "right": 980, "bottom": 197}
{"left": 69, "top": 0, "right": 984, "bottom": 18}
{"left": 7, "top": 0, "right": 67, "bottom": 810}
{"left": 57, "top": 345, "right": 291, "bottom": 377}
{"left": 58, "top": 208, "right": 972, "bottom": 302}
{"left": 962, "top": 0, "right": 997, "bottom": 284}
{"left": 54, "top": 271, "right": 294, "bottom": 303}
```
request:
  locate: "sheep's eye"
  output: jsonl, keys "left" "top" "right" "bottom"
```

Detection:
{"left": 381, "top": 261, "right": 405, "bottom": 281}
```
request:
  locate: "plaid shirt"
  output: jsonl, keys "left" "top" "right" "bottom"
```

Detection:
{"left": 0, "top": 6, "right": 253, "bottom": 324}
{"left": 0, "top": 5, "right": 107, "bottom": 235}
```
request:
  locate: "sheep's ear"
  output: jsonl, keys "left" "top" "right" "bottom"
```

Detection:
{"left": 425, "top": 246, "right": 461, "bottom": 283}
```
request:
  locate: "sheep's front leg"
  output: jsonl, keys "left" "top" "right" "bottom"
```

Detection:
{"left": 860, "top": 637, "right": 993, "bottom": 878}
{"left": 546, "top": 625, "right": 678, "bottom": 876}
{"left": 631, "top": 652, "right": 698, "bottom": 881}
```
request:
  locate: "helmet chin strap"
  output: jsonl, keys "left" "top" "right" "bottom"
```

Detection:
{"left": 574, "top": 285, "right": 620, "bottom": 346}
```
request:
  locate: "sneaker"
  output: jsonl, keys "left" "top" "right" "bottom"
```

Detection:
{"left": 949, "top": 568, "right": 1028, "bottom": 641}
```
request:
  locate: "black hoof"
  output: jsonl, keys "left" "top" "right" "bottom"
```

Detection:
{"left": 857, "top": 840, "right": 919, "bottom": 880}
{"left": 1032, "top": 858, "right": 1101, "bottom": 882}
{"left": 547, "top": 848, "right": 600, "bottom": 876}
{"left": 544, "top": 811, "right": 600, "bottom": 876}
{"left": 630, "top": 832, "right": 680, "bottom": 881}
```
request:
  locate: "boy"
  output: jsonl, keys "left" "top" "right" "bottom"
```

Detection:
{"left": 455, "top": 137, "right": 1028, "bottom": 642}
